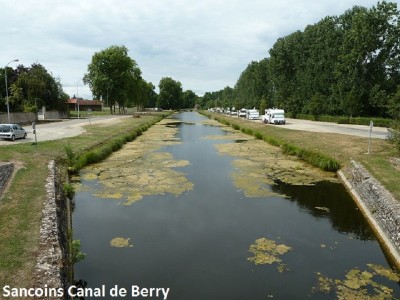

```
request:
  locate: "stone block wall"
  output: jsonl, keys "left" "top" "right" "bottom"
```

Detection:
{"left": 33, "top": 161, "right": 71, "bottom": 299}
{"left": 341, "top": 160, "right": 400, "bottom": 267}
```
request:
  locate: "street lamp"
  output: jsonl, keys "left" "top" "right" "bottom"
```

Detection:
{"left": 4, "top": 59, "right": 19, "bottom": 124}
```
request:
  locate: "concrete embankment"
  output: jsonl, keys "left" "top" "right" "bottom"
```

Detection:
{"left": 339, "top": 160, "right": 400, "bottom": 269}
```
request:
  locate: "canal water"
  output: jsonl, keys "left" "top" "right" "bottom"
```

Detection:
{"left": 73, "top": 112, "right": 399, "bottom": 299}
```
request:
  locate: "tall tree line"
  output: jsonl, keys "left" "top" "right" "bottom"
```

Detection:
{"left": 202, "top": 1, "right": 400, "bottom": 121}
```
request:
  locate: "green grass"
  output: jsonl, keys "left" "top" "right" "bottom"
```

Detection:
{"left": 0, "top": 112, "right": 169, "bottom": 288}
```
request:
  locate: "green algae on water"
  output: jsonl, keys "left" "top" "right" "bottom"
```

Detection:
{"left": 248, "top": 237, "right": 292, "bottom": 272}
{"left": 76, "top": 118, "right": 194, "bottom": 205}
{"left": 201, "top": 123, "right": 338, "bottom": 198}
{"left": 312, "top": 264, "right": 400, "bottom": 299}
{"left": 110, "top": 237, "right": 133, "bottom": 248}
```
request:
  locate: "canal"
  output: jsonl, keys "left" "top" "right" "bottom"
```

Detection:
{"left": 73, "top": 111, "right": 399, "bottom": 299}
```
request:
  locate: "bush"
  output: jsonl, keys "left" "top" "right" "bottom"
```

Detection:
{"left": 71, "top": 240, "right": 86, "bottom": 264}
{"left": 254, "top": 131, "right": 263, "bottom": 140}
{"left": 63, "top": 183, "right": 76, "bottom": 199}
{"left": 232, "top": 124, "right": 240, "bottom": 130}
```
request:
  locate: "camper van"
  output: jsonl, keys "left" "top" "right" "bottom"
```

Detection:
{"left": 262, "top": 109, "right": 286, "bottom": 124}
{"left": 246, "top": 109, "right": 260, "bottom": 120}
{"left": 238, "top": 108, "right": 247, "bottom": 118}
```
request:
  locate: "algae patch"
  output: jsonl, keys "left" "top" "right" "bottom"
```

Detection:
{"left": 77, "top": 118, "right": 194, "bottom": 205}
{"left": 204, "top": 129, "right": 338, "bottom": 197}
{"left": 110, "top": 237, "right": 133, "bottom": 248}
{"left": 312, "top": 264, "right": 400, "bottom": 299}
{"left": 248, "top": 237, "right": 292, "bottom": 272}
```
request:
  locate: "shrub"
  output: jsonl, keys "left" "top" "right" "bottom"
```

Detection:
{"left": 71, "top": 240, "right": 86, "bottom": 264}
{"left": 232, "top": 124, "right": 240, "bottom": 130}
{"left": 263, "top": 136, "right": 281, "bottom": 147}
{"left": 63, "top": 183, "right": 76, "bottom": 199}
{"left": 64, "top": 144, "right": 76, "bottom": 168}
{"left": 254, "top": 131, "right": 263, "bottom": 140}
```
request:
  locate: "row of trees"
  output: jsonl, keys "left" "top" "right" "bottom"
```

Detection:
{"left": 84, "top": 45, "right": 198, "bottom": 112}
{"left": 0, "top": 63, "right": 69, "bottom": 113}
{"left": 201, "top": 1, "right": 400, "bottom": 121}
{"left": 1, "top": 45, "right": 198, "bottom": 116}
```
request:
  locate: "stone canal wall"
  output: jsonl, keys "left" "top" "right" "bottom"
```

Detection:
{"left": 0, "top": 162, "right": 14, "bottom": 197}
{"left": 339, "top": 160, "right": 400, "bottom": 269}
{"left": 33, "top": 160, "right": 71, "bottom": 299}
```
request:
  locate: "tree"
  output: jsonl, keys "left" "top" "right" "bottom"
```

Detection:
{"left": 129, "top": 78, "right": 157, "bottom": 111}
{"left": 182, "top": 90, "right": 198, "bottom": 109}
{"left": 6, "top": 63, "right": 68, "bottom": 112}
{"left": 83, "top": 45, "right": 141, "bottom": 114}
{"left": 259, "top": 97, "right": 267, "bottom": 116}
{"left": 158, "top": 77, "right": 183, "bottom": 110}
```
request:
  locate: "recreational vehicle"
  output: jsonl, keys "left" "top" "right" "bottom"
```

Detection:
{"left": 262, "top": 109, "right": 286, "bottom": 124}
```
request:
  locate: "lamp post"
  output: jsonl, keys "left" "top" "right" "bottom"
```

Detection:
{"left": 4, "top": 59, "right": 19, "bottom": 124}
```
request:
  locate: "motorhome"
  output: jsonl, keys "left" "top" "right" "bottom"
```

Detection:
{"left": 262, "top": 109, "right": 286, "bottom": 124}
{"left": 238, "top": 108, "right": 247, "bottom": 118}
{"left": 246, "top": 109, "right": 260, "bottom": 120}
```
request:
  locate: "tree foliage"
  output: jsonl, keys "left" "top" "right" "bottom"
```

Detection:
{"left": 1, "top": 63, "right": 69, "bottom": 113}
{"left": 158, "top": 77, "right": 183, "bottom": 110}
{"left": 200, "top": 1, "right": 400, "bottom": 122}
{"left": 83, "top": 45, "right": 141, "bottom": 113}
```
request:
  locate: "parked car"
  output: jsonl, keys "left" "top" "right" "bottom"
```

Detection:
{"left": 0, "top": 124, "right": 27, "bottom": 141}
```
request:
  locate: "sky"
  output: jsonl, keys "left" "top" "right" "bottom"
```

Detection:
{"left": 0, "top": 0, "right": 392, "bottom": 99}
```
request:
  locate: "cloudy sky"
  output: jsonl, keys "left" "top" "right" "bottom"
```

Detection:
{"left": 0, "top": 0, "right": 390, "bottom": 99}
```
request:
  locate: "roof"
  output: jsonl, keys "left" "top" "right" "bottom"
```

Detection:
{"left": 66, "top": 98, "right": 102, "bottom": 106}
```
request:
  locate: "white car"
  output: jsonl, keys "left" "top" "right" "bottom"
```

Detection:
{"left": 0, "top": 124, "right": 27, "bottom": 141}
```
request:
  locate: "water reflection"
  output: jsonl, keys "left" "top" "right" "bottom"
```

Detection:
{"left": 272, "top": 180, "right": 375, "bottom": 241}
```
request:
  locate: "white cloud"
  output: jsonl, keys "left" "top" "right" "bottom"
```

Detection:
{"left": 0, "top": 0, "right": 388, "bottom": 98}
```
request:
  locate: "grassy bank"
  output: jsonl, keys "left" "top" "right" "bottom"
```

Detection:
{"left": 0, "top": 112, "right": 168, "bottom": 289}
{"left": 201, "top": 111, "right": 400, "bottom": 201}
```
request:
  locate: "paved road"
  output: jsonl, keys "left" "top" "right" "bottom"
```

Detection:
{"left": 283, "top": 118, "right": 389, "bottom": 139}
{"left": 0, "top": 115, "right": 132, "bottom": 146}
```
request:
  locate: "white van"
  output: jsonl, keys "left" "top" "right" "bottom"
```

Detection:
{"left": 238, "top": 108, "right": 247, "bottom": 118}
{"left": 262, "top": 109, "right": 286, "bottom": 124}
{"left": 246, "top": 109, "right": 260, "bottom": 120}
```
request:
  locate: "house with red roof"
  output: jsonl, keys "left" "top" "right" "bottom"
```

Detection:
{"left": 66, "top": 97, "right": 103, "bottom": 112}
